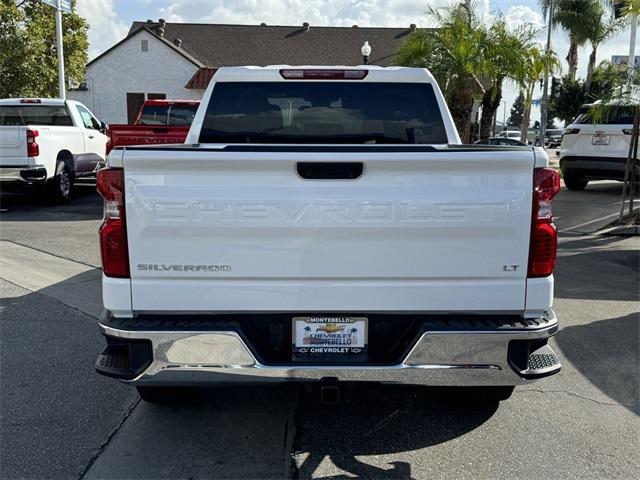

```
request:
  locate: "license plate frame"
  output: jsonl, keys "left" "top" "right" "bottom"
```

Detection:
{"left": 292, "top": 316, "right": 368, "bottom": 357}
{"left": 592, "top": 134, "right": 610, "bottom": 145}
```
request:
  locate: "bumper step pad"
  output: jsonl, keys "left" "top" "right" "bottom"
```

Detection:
{"left": 95, "top": 340, "right": 153, "bottom": 380}
{"left": 520, "top": 344, "right": 561, "bottom": 379}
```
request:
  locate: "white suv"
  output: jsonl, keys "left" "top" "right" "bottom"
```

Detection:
{"left": 559, "top": 103, "right": 635, "bottom": 190}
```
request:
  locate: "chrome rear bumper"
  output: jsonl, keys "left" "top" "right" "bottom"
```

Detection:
{"left": 0, "top": 165, "right": 47, "bottom": 183}
{"left": 97, "top": 311, "right": 560, "bottom": 387}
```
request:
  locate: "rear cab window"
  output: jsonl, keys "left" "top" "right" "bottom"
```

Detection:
{"left": 199, "top": 82, "right": 448, "bottom": 144}
{"left": 139, "top": 104, "right": 199, "bottom": 126}
{"left": 0, "top": 105, "right": 74, "bottom": 126}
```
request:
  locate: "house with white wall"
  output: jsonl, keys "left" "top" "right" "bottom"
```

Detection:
{"left": 69, "top": 20, "right": 417, "bottom": 124}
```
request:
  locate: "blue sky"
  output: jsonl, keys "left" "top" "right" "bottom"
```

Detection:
{"left": 74, "top": 0, "right": 637, "bottom": 125}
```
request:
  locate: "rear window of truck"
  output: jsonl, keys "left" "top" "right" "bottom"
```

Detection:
{"left": 199, "top": 82, "right": 448, "bottom": 144}
{"left": 0, "top": 105, "right": 73, "bottom": 126}
{"left": 139, "top": 104, "right": 199, "bottom": 126}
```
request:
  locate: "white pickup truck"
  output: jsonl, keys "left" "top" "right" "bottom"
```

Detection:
{"left": 95, "top": 66, "right": 562, "bottom": 403}
{"left": 0, "top": 98, "right": 108, "bottom": 203}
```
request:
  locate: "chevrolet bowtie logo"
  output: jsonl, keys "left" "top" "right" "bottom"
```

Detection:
{"left": 316, "top": 324, "right": 346, "bottom": 334}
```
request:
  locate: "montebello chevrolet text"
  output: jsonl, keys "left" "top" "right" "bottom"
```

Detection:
{"left": 95, "top": 66, "right": 561, "bottom": 403}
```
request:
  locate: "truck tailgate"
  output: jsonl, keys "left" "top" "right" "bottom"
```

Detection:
{"left": 123, "top": 147, "right": 534, "bottom": 312}
{"left": 0, "top": 127, "right": 27, "bottom": 165}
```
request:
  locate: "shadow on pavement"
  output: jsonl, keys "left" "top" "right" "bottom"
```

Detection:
{"left": 555, "top": 313, "right": 639, "bottom": 415}
{"left": 0, "top": 281, "right": 137, "bottom": 480}
{"left": 293, "top": 384, "right": 498, "bottom": 479}
{"left": 555, "top": 237, "right": 639, "bottom": 301}
{"left": 2, "top": 271, "right": 500, "bottom": 480}
{"left": 83, "top": 379, "right": 498, "bottom": 479}
{"left": 0, "top": 182, "right": 101, "bottom": 222}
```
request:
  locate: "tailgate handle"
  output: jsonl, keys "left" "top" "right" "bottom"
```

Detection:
{"left": 151, "top": 127, "right": 170, "bottom": 134}
{"left": 297, "top": 162, "right": 363, "bottom": 180}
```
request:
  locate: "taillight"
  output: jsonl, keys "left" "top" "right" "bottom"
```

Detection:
{"left": 279, "top": 69, "right": 368, "bottom": 80}
{"left": 26, "top": 129, "right": 39, "bottom": 157}
{"left": 528, "top": 168, "right": 561, "bottom": 277}
{"left": 97, "top": 168, "right": 129, "bottom": 278}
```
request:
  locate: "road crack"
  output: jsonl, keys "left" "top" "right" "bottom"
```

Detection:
{"left": 76, "top": 397, "right": 140, "bottom": 479}
{"left": 517, "top": 388, "right": 629, "bottom": 407}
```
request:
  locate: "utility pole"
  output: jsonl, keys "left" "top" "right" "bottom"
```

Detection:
{"left": 628, "top": 12, "right": 638, "bottom": 86}
{"left": 55, "top": 0, "right": 66, "bottom": 99}
{"left": 539, "top": 0, "right": 554, "bottom": 147}
{"left": 503, "top": 101, "right": 507, "bottom": 129}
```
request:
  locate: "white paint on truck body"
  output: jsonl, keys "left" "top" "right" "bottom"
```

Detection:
{"left": 105, "top": 65, "right": 553, "bottom": 317}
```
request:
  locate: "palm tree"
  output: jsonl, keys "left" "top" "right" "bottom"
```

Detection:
{"left": 518, "top": 46, "right": 561, "bottom": 142}
{"left": 539, "top": 0, "right": 601, "bottom": 80}
{"left": 397, "top": 3, "right": 485, "bottom": 142}
{"left": 478, "top": 19, "right": 538, "bottom": 141}
{"left": 585, "top": 7, "right": 626, "bottom": 92}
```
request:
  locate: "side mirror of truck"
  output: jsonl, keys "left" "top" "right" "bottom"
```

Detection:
{"left": 100, "top": 121, "right": 109, "bottom": 134}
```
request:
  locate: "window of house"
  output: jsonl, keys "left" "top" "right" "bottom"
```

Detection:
{"left": 141, "top": 39, "right": 149, "bottom": 52}
{"left": 126, "top": 92, "right": 145, "bottom": 123}
{"left": 147, "top": 93, "right": 167, "bottom": 100}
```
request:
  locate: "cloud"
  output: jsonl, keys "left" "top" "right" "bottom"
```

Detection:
{"left": 75, "top": 0, "right": 129, "bottom": 59}
{"left": 156, "top": 0, "right": 439, "bottom": 28}
{"left": 504, "top": 5, "right": 545, "bottom": 29}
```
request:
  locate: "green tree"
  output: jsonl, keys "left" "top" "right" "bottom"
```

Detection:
{"left": 517, "top": 46, "right": 560, "bottom": 141}
{"left": 546, "top": 109, "right": 557, "bottom": 128}
{"left": 585, "top": 9, "right": 626, "bottom": 93}
{"left": 397, "top": 3, "right": 485, "bottom": 142}
{"left": 552, "top": 77, "right": 586, "bottom": 124}
{"left": 478, "top": 19, "right": 538, "bottom": 141}
{"left": 507, "top": 91, "right": 525, "bottom": 128}
{"left": 539, "top": 0, "right": 601, "bottom": 80}
{"left": 0, "top": 0, "right": 88, "bottom": 98}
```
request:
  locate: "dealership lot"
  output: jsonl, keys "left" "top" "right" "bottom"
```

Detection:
{"left": 1, "top": 182, "right": 638, "bottom": 479}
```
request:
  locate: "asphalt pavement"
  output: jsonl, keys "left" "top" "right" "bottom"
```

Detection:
{"left": 1, "top": 179, "right": 638, "bottom": 479}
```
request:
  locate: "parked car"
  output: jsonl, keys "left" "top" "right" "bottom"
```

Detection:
{"left": 106, "top": 100, "right": 200, "bottom": 154}
{"left": 0, "top": 98, "right": 108, "bottom": 203}
{"left": 544, "top": 129, "right": 563, "bottom": 148}
{"left": 560, "top": 102, "right": 636, "bottom": 190}
{"left": 475, "top": 137, "right": 528, "bottom": 146}
{"left": 95, "top": 66, "right": 561, "bottom": 404}
{"left": 497, "top": 130, "right": 522, "bottom": 140}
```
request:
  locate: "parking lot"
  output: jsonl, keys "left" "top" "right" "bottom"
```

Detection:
{"left": 1, "top": 181, "right": 638, "bottom": 479}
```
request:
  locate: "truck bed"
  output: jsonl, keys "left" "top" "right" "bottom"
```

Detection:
{"left": 106, "top": 124, "right": 190, "bottom": 154}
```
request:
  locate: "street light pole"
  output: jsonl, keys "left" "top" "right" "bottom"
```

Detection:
{"left": 503, "top": 100, "right": 507, "bottom": 128}
{"left": 540, "top": 0, "right": 554, "bottom": 147}
{"left": 628, "top": 12, "right": 637, "bottom": 86}
{"left": 55, "top": 0, "right": 66, "bottom": 99}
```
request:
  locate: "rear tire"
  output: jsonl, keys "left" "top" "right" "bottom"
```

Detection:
{"left": 47, "top": 160, "right": 73, "bottom": 203}
{"left": 563, "top": 171, "right": 588, "bottom": 191}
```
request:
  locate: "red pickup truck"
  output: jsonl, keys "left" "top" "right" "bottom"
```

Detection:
{"left": 106, "top": 100, "right": 199, "bottom": 154}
